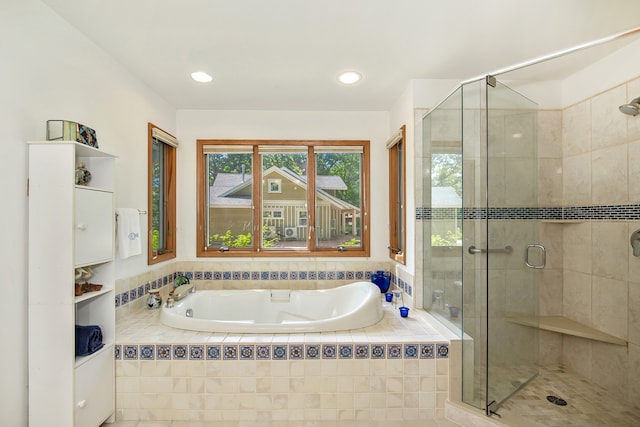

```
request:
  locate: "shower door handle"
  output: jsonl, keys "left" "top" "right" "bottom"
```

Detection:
{"left": 524, "top": 244, "right": 546, "bottom": 269}
{"left": 468, "top": 245, "right": 513, "bottom": 254}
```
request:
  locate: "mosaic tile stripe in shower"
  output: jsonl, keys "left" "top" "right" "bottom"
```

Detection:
{"left": 114, "top": 342, "right": 448, "bottom": 360}
{"left": 415, "top": 204, "right": 640, "bottom": 221}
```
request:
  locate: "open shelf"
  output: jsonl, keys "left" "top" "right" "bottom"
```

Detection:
{"left": 507, "top": 315, "right": 627, "bottom": 346}
{"left": 74, "top": 287, "right": 113, "bottom": 304}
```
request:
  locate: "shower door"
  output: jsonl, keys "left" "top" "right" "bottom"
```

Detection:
{"left": 483, "top": 76, "right": 540, "bottom": 415}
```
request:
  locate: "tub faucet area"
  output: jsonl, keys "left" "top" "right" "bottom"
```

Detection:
{"left": 171, "top": 283, "right": 194, "bottom": 301}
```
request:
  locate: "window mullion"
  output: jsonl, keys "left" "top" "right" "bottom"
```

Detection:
{"left": 307, "top": 146, "right": 316, "bottom": 251}
{"left": 253, "top": 145, "right": 261, "bottom": 252}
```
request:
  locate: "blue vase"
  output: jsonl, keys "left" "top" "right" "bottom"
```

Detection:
{"left": 371, "top": 270, "right": 390, "bottom": 293}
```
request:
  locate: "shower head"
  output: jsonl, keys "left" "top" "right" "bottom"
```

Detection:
{"left": 619, "top": 97, "right": 640, "bottom": 116}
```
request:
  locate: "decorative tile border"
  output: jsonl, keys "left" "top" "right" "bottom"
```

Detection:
{"left": 417, "top": 204, "right": 640, "bottom": 221}
{"left": 116, "top": 269, "right": 413, "bottom": 307}
{"left": 114, "top": 342, "right": 449, "bottom": 361}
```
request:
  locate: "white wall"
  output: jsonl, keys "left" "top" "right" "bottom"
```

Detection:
{"left": 0, "top": 1, "right": 175, "bottom": 424}
{"left": 562, "top": 38, "right": 640, "bottom": 108}
{"left": 175, "top": 109, "right": 390, "bottom": 261}
{"left": 0, "top": 2, "right": 482, "bottom": 425}
{"left": 388, "top": 79, "right": 460, "bottom": 289}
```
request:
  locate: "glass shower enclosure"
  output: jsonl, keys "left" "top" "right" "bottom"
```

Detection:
{"left": 423, "top": 75, "right": 541, "bottom": 415}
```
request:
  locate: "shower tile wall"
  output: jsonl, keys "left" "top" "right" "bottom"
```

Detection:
{"left": 539, "top": 76, "right": 640, "bottom": 406}
{"left": 537, "top": 109, "right": 565, "bottom": 366}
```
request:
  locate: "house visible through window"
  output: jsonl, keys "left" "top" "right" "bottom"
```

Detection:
{"left": 196, "top": 140, "right": 370, "bottom": 257}
{"left": 148, "top": 123, "right": 177, "bottom": 264}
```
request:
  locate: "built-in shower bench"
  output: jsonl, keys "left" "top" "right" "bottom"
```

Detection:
{"left": 507, "top": 315, "right": 627, "bottom": 346}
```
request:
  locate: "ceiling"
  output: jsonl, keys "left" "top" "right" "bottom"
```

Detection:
{"left": 41, "top": 0, "right": 640, "bottom": 111}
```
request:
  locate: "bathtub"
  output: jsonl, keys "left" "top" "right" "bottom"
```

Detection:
{"left": 160, "top": 281, "right": 384, "bottom": 333}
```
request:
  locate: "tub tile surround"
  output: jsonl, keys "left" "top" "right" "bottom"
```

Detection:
{"left": 116, "top": 261, "right": 413, "bottom": 318}
{"left": 115, "top": 301, "right": 455, "bottom": 422}
{"left": 113, "top": 260, "right": 456, "bottom": 422}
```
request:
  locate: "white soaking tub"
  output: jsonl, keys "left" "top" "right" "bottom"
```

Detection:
{"left": 160, "top": 281, "right": 384, "bottom": 333}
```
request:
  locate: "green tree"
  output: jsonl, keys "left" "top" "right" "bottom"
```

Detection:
{"left": 261, "top": 153, "right": 306, "bottom": 175}
{"left": 431, "top": 153, "right": 462, "bottom": 196}
{"left": 316, "top": 153, "right": 361, "bottom": 207}
{"left": 208, "top": 153, "right": 253, "bottom": 186}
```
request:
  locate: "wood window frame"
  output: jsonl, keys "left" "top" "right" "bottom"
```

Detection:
{"left": 196, "top": 139, "right": 370, "bottom": 258}
{"left": 147, "top": 122, "right": 177, "bottom": 264}
{"left": 388, "top": 125, "right": 406, "bottom": 264}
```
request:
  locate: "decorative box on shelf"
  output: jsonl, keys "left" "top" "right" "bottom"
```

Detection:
{"left": 46, "top": 120, "right": 98, "bottom": 148}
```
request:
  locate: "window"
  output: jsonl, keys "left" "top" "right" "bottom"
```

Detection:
{"left": 267, "top": 179, "right": 281, "bottom": 193}
{"left": 387, "top": 126, "right": 406, "bottom": 264}
{"left": 148, "top": 123, "right": 177, "bottom": 264}
{"left": 196, "top": 139, "right": 370, "bottom": 257}
{"left": 297, "top": 209, "right": 308, "bottom": 226}
{"left": 263, "top": 209, "right": 283, "bottom": 219}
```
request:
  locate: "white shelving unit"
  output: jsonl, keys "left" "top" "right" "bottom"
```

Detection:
{"left": 28, "top": 141, "right": 116, "bottom": 426}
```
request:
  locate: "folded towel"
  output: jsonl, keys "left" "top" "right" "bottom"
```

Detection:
{"left": 75, "top": 324, "right": 104, "bottom": 356}
{"left": 116, "top": 208, "right": 142, "bottom": 259}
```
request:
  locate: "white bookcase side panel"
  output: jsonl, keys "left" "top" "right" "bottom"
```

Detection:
{"left": 28, "top": 144, "right": 75, "bottom": 306}
{"left": 28, "top": 304, "right": 75, "bottom": 426}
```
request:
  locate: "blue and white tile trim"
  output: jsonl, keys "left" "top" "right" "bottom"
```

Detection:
{"left": 115, "top": 342, "right": 449, "bottom": 361}
{"left": 116, "top": 269, "right": 412, "bottom": 309}
{"left": 417, "top": 204, "right": 640, "bottom": 221}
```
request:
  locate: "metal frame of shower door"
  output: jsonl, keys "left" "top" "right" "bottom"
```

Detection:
{"left": 481, "top": 76, "right": 492, "bottom": 417}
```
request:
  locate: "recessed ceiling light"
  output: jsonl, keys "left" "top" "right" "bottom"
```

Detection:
{"left": 337, "top": 71, "right": 362, "bottom": 85}
{"left": 191, "top": 71, "right": 213, "bottom": 83}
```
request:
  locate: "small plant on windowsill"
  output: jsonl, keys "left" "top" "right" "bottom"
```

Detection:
{"left": 340, "top": 237, "right": 360, "bottom": 246}
{"left": 261, "top": 222, "right": 280, "bottom": 247}
{"left": 210, "top": 230, "right": 252, "bottom": 248}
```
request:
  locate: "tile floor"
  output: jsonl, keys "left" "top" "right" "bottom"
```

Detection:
{"left": 495, "top": 365, "right": 640, "bottom": 427}
{"left": 103, "top": 420, "right": 464, "bottom": 427}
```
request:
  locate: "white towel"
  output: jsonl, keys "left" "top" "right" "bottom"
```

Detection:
{"left": 116, "top": 208, "right": 142, "bottom": 259}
